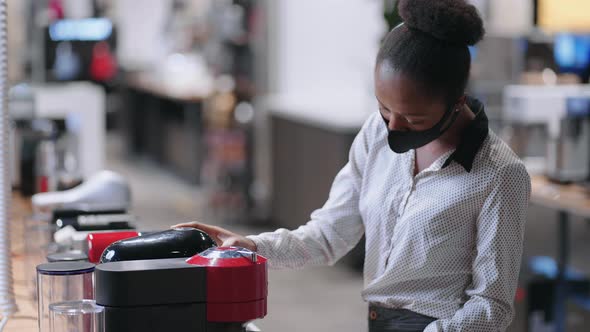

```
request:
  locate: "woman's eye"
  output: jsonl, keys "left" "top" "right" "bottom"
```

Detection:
{"left": 379, "top": 109, "right": 391, "bottom": 119}
{"left": 406, "top": 119, "right": 424, "bottom": 127}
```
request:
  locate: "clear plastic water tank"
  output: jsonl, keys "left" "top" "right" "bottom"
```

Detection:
{"left": 37, "top": 262, "right": 95, "bottom": 332}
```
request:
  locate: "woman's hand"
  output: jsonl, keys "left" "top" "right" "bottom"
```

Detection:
{"left": 171, "top": 221, "right": 257, "bottom": 252}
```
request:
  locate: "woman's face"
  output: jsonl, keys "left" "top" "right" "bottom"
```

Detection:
{"left": 374, "top": 62, "right": 448, "bottom": 132}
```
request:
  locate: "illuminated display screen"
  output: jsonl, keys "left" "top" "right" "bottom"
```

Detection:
{"left": 554, "top": 34, "right": 590, "bottom": 71}
{"left": 49, "top": 18, "right": 113, "bottom": 42}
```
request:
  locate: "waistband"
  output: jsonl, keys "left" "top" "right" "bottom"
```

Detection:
{"left": 368, "top": 304, "right": 436, "bottom": 322}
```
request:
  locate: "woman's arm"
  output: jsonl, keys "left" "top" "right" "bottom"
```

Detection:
{"left": 246, "top": 115, "right": 379, "bottom": 269}
{"left": 175, "top": 114, "right": 378, "bottom": 269}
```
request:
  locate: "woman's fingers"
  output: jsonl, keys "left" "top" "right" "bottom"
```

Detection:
{"left": 171, "top": 221, "right": 208, "bottom": 230}
{"left": 171, "top": 221, "right": 219, "bottom": 235}
{"left": 171, "top": 221, "right": 225, "bottom": 246}
{"left": 170, "top": 221, "right": 256, "bottom": 251}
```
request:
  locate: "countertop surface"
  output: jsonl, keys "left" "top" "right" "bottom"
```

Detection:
{"left": 530, "top": 175, "right": 590, "bottom": 218}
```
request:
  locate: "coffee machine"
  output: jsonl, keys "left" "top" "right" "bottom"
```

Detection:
{"left": 503, "top": 84, "right": 590, "bottom": 182}
{"left": 93, "top": 228, "right": 267, "bottom": 331}
{"left": 29, "top": 170, "right": 136, "bottom": 259}
{"left": 95, "top": 246, "right": 267, "bottom": 332}
{"left": 31, "top": 170, "right": 131, "bottom": 213}
{"left": 546, "top": 96, "right": 590, "bottom": 182}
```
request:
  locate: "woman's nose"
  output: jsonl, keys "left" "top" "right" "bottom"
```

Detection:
{"left": 387, "top": 113, "right": 406, "bottom": 131}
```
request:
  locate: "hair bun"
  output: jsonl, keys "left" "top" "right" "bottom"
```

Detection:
{"left": 398, "top": 0, "right": 485, "bottom": 46}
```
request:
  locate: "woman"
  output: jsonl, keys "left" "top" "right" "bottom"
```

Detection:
{"left": 174, "top": 0, "right": 531, "bottom": 331}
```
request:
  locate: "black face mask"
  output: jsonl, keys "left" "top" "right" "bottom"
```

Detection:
{"left": 383, "top": 105, "right": 460, "bottom": 154}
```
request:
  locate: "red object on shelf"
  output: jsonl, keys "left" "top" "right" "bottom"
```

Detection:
{"left": 38, "top": 175, "right": 49, "bottom": 193}
{"left": 48, "top": 0, "right": 65, "bottom": 20}
{"left": 89, "top": 41, "right": 117, "bottom": 82}
{"left": 186, "top": 246, "right": 268, "bottom": 322}
{"left": 87, "top": 231, "right": 140, "bottom": 263}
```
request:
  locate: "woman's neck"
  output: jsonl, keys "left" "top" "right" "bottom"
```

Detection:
{"left": 419, "top": 104, "right": 474, "bottom": 154}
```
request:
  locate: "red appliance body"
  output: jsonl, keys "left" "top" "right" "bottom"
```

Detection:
{"left": 186, "top": 246, "right": 268, "bottom": 322}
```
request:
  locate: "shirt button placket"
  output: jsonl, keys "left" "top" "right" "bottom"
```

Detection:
{"left": 398, "top": 179, "right": 416, "bottom": 218}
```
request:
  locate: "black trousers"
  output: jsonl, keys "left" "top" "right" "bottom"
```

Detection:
{"left": 368, "top": 306, "right": 437, "bottom": 332}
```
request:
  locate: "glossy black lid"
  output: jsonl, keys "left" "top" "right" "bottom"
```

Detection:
{"left": 100, "top": 227, "right": 216, "bottom": 263}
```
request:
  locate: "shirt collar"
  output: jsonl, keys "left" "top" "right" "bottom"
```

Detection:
{"left": 441, "top": 96, "right": 489, "bottom": 172}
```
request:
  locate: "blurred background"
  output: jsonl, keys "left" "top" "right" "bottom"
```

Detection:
{"left": 6, "top": 0, "right": 590, "bottom": 331}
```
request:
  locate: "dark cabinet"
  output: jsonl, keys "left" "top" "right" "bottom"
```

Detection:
{"left": 270, "top": 114, "right": 364, "bottom": 270}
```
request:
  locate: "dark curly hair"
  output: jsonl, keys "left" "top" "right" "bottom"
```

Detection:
{"left": 377, "top": 0, "right": 485, "bottom": 106}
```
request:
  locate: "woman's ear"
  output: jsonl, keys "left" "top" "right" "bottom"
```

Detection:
{"left": 455, "top": 95, "right": 467, "bottom": 111}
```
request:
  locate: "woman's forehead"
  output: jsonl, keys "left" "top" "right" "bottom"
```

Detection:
{"left": 375, "top": 63, "right": 445, "bottom": 112}
{"left": 375, "top": 72, "right": 423, "bottom": 105}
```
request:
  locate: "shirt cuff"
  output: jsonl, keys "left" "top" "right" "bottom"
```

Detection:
{"left": 245, "top": 235, "right": 271, "bottom": 258}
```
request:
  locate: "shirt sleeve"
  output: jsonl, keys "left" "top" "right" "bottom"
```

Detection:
{"left": 245, "top": 114, "right": 378, "bottom": 269}
{"left": 424, "top": 162, "right": 531, "bottom": 332}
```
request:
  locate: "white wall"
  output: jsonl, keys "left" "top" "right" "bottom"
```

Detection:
{"left": 253, "top": 1, "right": 385, "bottom": 217}
{"left": 472, "top": 0, "right": 533, "bottom": 37}
{"left": 271, "top": 0, "right": 385, "bottom": 104}
{"left": 115, "top": 0, "right": 172, "bottom": 70}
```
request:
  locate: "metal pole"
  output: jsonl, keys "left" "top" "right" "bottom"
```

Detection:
{"left": 0, "top": 0, "right": 18, "bottom": 329}
{"left": 553, "top": 210, "right": 569, "bottom": 332}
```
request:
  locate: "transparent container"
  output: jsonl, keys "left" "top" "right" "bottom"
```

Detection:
{"left": 24, "top": 213, "right": 60, "bottom": 302}
{"left": 49, "top": 300, "right": 104, "bottom": 332}
{"left": 37, "top": 262, "right": 95, "bottom": 332}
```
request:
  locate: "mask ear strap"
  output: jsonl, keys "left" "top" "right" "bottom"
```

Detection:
{"left": 455, "top": 95, "right": 467, "bottom": 111}
{"left": 439, "top": 106, "right": 461, "bottom": 133}
{"left": 473, "top": 106, "right": 483, "bottom": 118}
{"left": 458, "top": 95, "right": 484, "bottom": 118}
{"left": 439, "top": 95, "right": 467, "bottom": 133}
